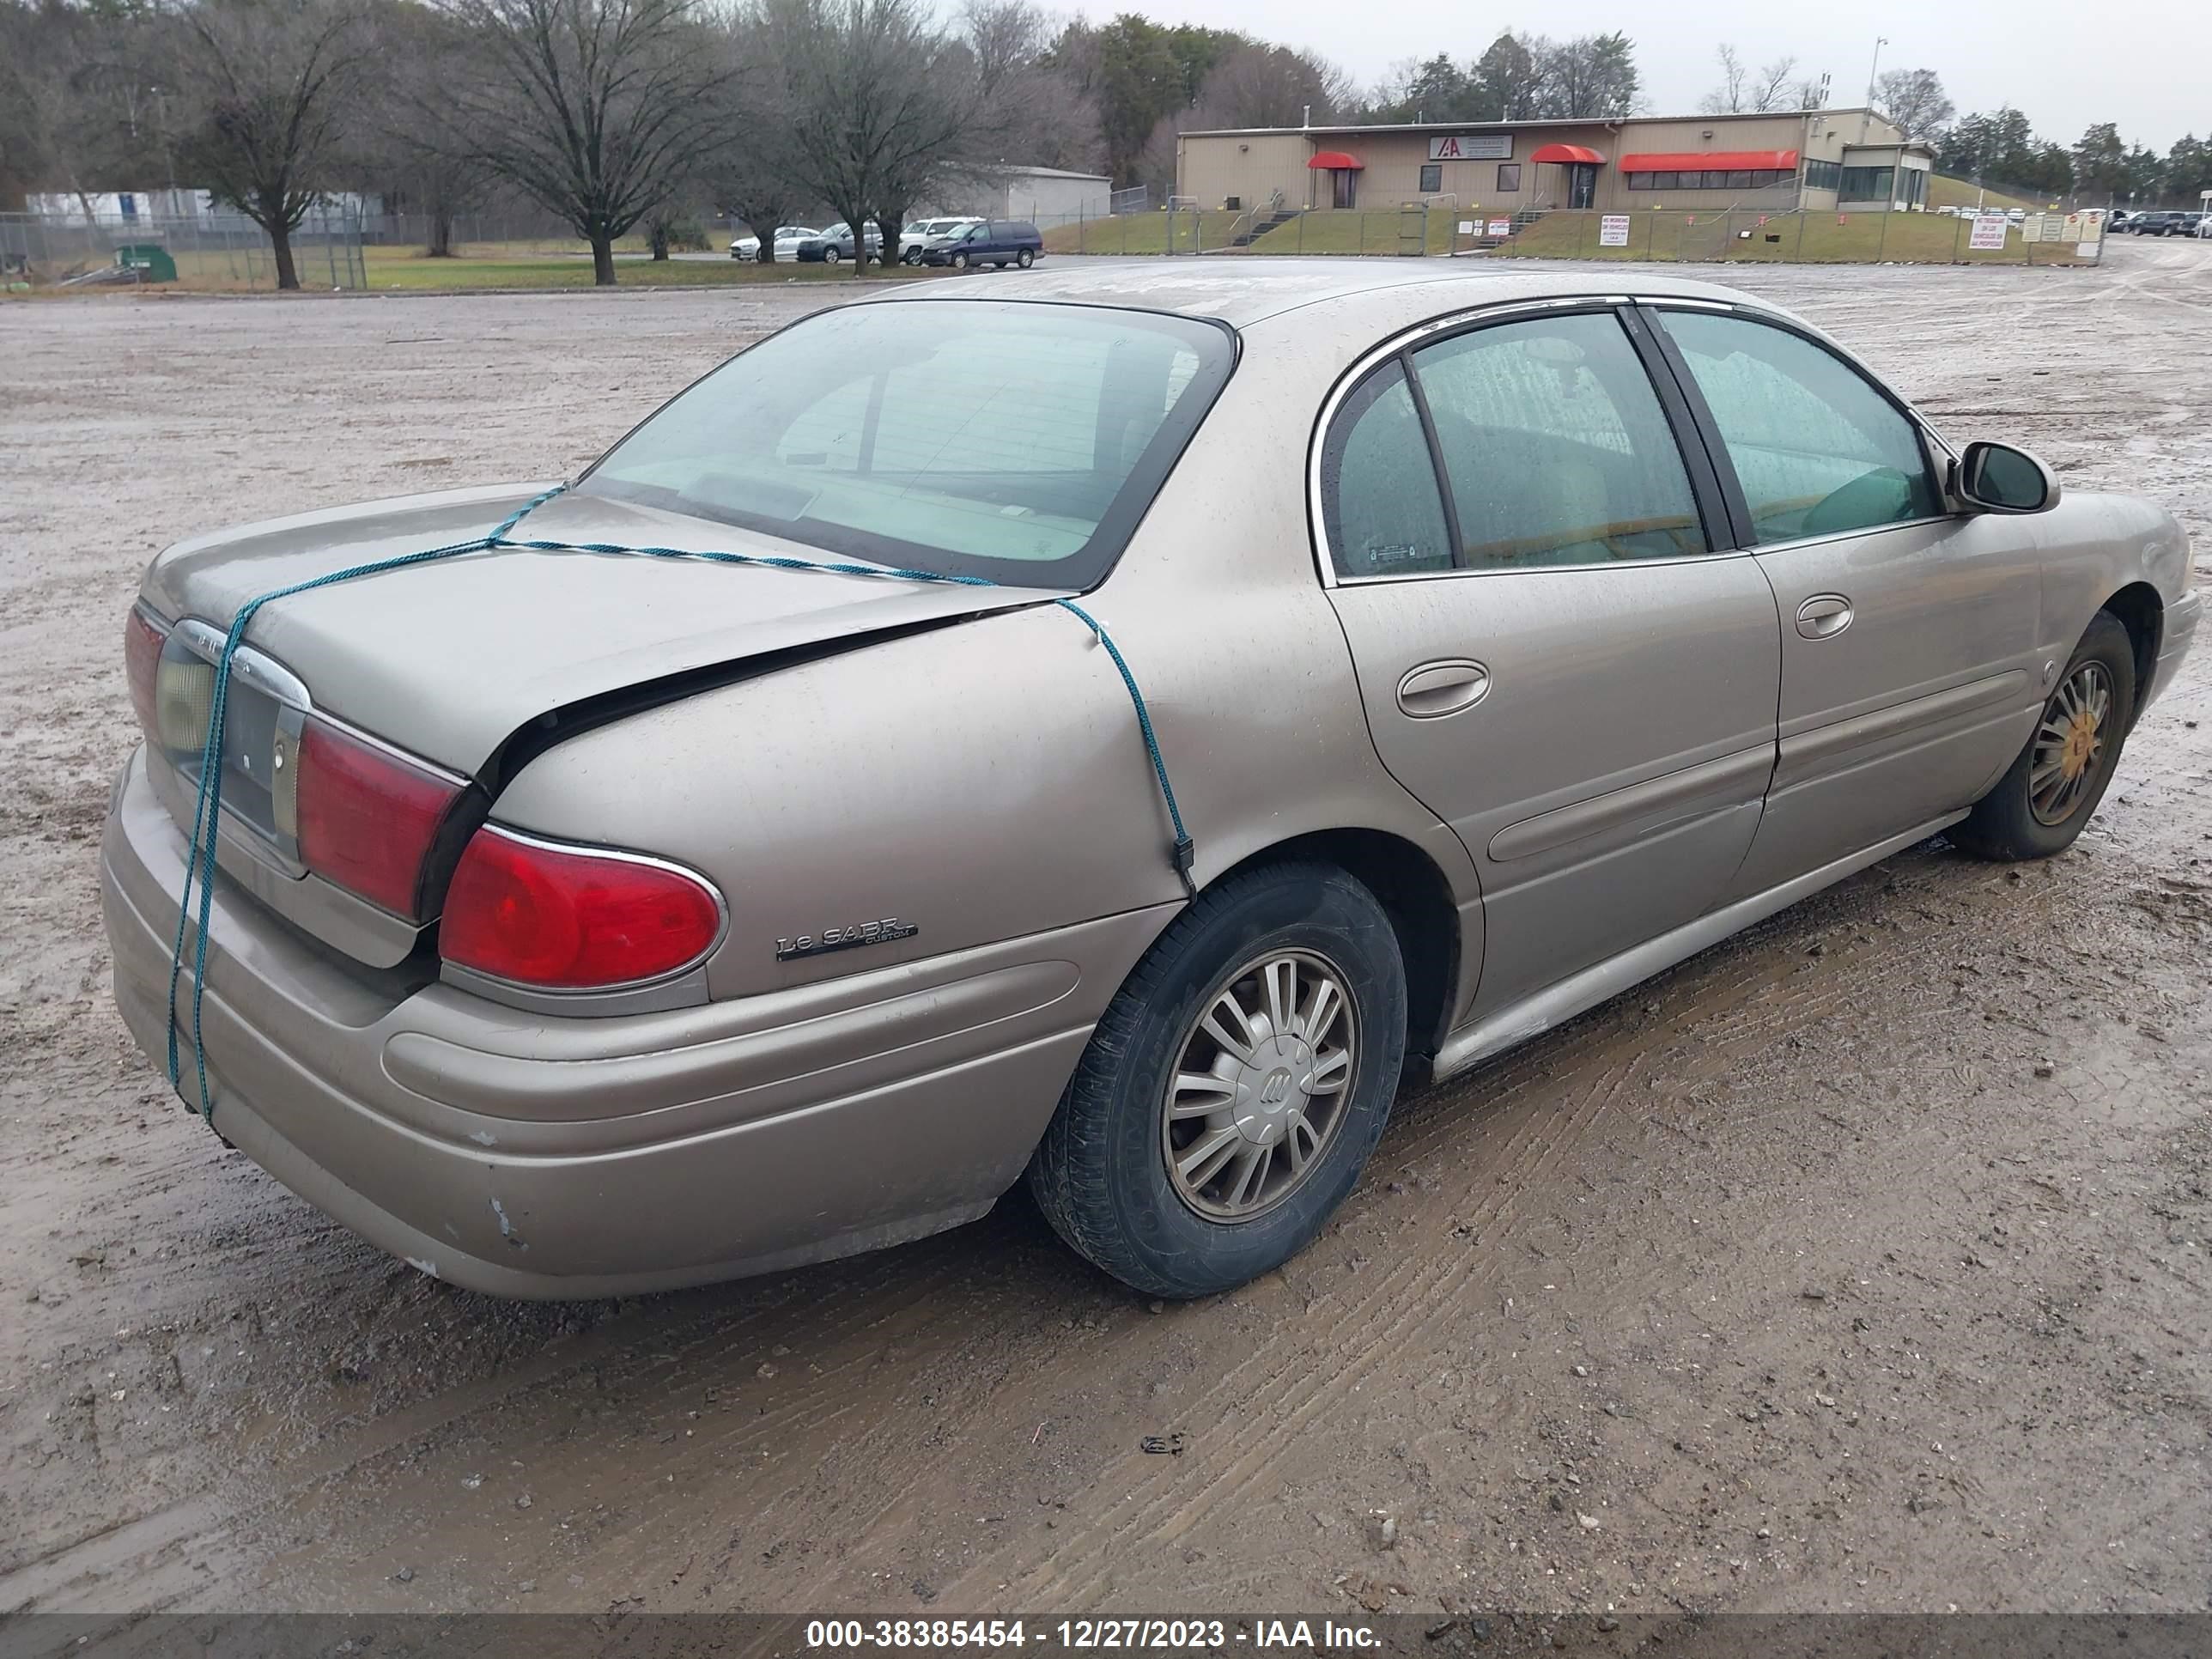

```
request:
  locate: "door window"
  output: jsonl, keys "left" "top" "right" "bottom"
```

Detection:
{"left": 1655, "top": 309, "right": 1939, "bottom": 544}
{"left": 1319, "top": 359, "right": 1455, "bottom": 579}
{"left": 1408, "top": 313, "right": 1709, "bottom": 568}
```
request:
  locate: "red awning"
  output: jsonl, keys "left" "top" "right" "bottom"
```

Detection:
{"left": 1620, "top": 149, "right": 1799, "bottom": 172}
{"left": 1307, "top": 150, "right": 1364, "bottom": 170}
{"left": 1529, "top": 143, "right": 1606, "bottom": 164}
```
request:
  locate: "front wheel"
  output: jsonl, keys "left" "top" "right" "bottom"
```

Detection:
{"left": 823, "top": 246, "right": 842, "bottom": 264}
{"left": 1027, "top": 862, "right": 1407, "bottom": 1299}
{"left": 902, "top": 247, "right": 922, "bottom": 265}
{"left": 951, "top": 251, "right": 969, "bottom": 270}
{"left": 1954, "top": 611, "right": 2136, "bottom": 861}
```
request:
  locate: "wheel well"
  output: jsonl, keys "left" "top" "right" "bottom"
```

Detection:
{"left": 2100, "top": 583, "right": 2163, "bottom": 722}
{"left": 1217, "top": 830, "right": 1462, "bottom": 1065}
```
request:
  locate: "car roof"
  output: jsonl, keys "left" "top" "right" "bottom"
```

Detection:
{"left": 872, "top": 258, "right": 1768, "bottom": 330}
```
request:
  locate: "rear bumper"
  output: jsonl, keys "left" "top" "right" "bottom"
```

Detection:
{"left": 101, "top": 749, "right": 1169, "bottom": 1297}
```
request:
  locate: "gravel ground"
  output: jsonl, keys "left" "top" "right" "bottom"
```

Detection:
{"left": 2, "top": 240, "right": 2209, "bottom": 1620}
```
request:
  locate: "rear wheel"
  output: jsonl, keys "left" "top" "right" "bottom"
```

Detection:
{"left": 1017, "top": 247, "right": 1035, "bottom": 269}
{"left": 1027, "top": 862, "right": 1407, "bottom": 1298}
{"left": 1954, "top": 611, "right": 2136, "bottom": 861}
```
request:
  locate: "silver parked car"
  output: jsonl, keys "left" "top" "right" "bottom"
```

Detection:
{"left": 103, "top": 266, "right": 2200, "bottom": 1300}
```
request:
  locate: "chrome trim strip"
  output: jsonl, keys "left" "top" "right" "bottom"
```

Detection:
{"left": 1432, "top": 811, "right": 1968, "bottom": 1083}
{"left": 173, "top": 618, "right": 313, "bottom": 712}
{"left": 440, "top": 824, "right": 732, "bottom": 1001}
{"left": 1486, "top": 744, "right": 1773, "bottom": 862}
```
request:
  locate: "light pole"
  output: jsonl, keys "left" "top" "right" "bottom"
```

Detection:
{"left": 1860, "top": 37, "right": 1887, "bottom": 145}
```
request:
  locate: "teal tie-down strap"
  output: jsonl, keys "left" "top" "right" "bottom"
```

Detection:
{"left": 164, "top": 485, "right": 1195, "bottom": 1123}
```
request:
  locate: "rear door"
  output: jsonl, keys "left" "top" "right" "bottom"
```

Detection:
{"left": 1320, "top": 304, "right": 1781, "bottom": 1018}
{"left": 1644, "top": 303, "right": 2044, "bottom": 898}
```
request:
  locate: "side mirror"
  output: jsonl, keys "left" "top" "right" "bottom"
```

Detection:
{"left": 1954, "top": 441, "right": 2060, "bottom": 514}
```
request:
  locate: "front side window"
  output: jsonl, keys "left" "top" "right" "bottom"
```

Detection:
{"left": 583, "top": 301, "right": 1231, "bottom": 586}
{"left": 1409, "top": 313, "right": 1709, "bottom": 568}
{"left": 1320, "top": 360, "right": 1455, "bottom": 579}
{"left": 1655, "top": 309, "right": 1938, "bottom": 544}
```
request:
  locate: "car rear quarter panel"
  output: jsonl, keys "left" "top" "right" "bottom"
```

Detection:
{"left": 488, "top": 333, "right": 1482, "bottom": 1016}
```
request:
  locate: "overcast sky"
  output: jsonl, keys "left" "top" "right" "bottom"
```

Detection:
{"left": 1154, "top": 0, "right": 2212, "bottom": 153}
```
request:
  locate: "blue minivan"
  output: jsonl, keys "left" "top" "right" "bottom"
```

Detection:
{"left": 921, "top": 220, "right": 1043, "bottom": 270}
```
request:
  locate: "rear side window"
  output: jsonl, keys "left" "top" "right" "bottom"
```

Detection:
{"left": 1656, "top": 309, "right": 1939, "bottom": 544}
{"left": 1320, "top": 360, "right": 1454, "bottom": 579}
{"left": 1409, "top": 313, "right": 1708, "bottom": 568}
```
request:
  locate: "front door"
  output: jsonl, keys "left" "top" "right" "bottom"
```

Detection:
{"left": 1333, "top": 168, "right": 1358, "bottom": 210}
{"left": 1569, "top": 163, "right": 1598, "bottom": 210}
{"left": 1644, "top": 304, "right": 2045, "bottom": 897}
{"left": 1319, "top": 307, "right": 1780, "bottom": 1018}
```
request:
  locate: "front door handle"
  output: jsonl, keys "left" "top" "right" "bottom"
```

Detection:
{"left": 1796, "top": 594, "right": 1854, "bottom": 640}
{"left": 1397, "top": 659, "right": 1491, "bottom": 718}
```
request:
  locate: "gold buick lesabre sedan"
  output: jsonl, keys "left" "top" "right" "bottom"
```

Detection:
{"left": 103, "top": 264, "right": 2199, "bottom": 1299}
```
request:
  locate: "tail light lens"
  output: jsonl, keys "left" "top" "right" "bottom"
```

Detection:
{"left": 441, "top": 828, "right": 724, "bottom": 990}
{"left": 125, "top": 608, "right": 167, "bottom": 739}
{"left": 294, "top": 720, "right": 465, "bottom": 918}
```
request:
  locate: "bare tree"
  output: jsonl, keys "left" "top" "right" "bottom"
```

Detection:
{"left": 766, "top": 0, "right": 972, "bottom": 277}
{"left": 1698, "top": 43, "right": 1748, "bottom": 115}
{"left": 168, "top": 0, "right": 367, "bottom": 289}
{"left": 1700, "top": 44, "right": 1799, "bottom": 114}
{"left": 360, "top": 3, "right": 495, "bottom": 258}
{"left": 435, "top": 0, "right": 736, "bottom": 285}
{"left": 1875, "top": 67, "right": 1954, "bottom": 141}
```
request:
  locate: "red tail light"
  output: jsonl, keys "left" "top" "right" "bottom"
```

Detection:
{"left": 440, "top": 828, "right": 725, "bottom": 990}
{"left": 295, "top": 720, "right": 465, "bottom": 918}
{"left": 125, "top": 608, "right": 166, "bottom": 740}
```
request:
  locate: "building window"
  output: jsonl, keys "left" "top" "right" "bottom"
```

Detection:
{"left": 1838, "top": 166, "right": 1895, "bottom": 203}
{"left": 1419, "top": 163, "right": 1443, "bottom": 194}
{"left": 1644, "top": 171, "right": 1677, "bottom": 191}
{"left": 1803, "top": 159, "right": 1841, "bottom": 191}
{"left": 1497, "top": 164, "right": 1522, "bottom": 192}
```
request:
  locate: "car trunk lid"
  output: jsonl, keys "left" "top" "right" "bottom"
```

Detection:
{"left": 142, "top": 482, "right": 1060, "bottom": 777}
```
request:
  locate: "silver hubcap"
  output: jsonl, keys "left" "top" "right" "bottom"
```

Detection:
{"left": 2030, "top": 661, "right": 2112, "bottom": 825}
{"left": 1161, "top": 950, "right": 1358, "bottom": 1221}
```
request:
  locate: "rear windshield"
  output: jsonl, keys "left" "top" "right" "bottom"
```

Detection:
{"left": 580, "top": 299, "right": 1235, "bottom": 587}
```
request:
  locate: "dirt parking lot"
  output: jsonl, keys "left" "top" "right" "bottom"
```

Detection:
{"left": 2, "top": 241, "right": 2209, "bottom": 1622}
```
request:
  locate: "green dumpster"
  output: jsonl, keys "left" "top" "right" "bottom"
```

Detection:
{"left": 116, "top": 244, "right": 178, "bottom": 283}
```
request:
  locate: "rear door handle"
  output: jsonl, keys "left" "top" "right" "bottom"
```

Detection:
{"left": 1397, "top": 659, "right": 1491, "bottom": 718}
{"left": 1796, "top": 594, "right": 1854, "bottom": 640}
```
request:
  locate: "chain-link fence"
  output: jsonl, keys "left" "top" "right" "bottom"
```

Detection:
{"left": 0, "top": 206, "right": 368, "bottom": 291}
{"left": 1036, "top": 204, "right": 2109, "bottom": 267}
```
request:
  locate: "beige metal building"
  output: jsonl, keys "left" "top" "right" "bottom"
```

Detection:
{"left": 1176, "top": 108, "right": 1933, "bottom": 219}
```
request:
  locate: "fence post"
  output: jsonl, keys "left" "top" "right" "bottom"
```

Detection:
{"left": 1952, "top": 214, "right": 1966, "bottom": 264}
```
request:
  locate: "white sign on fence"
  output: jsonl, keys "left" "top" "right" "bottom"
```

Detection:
{"left": 1428, "top": 134, "right": 1513, "bottom": 161}
{"left": 1486, "top": 218, "right": 1512, "bottom": 237}
{"left": 1967, "top": 213, "right": 2010, "bottom": 251}
{"left": 1598, "top": 214, "right": 1632, "bottom": 247}
{"left": 1457, "top": 220, "right": 1474, "bottom": 234}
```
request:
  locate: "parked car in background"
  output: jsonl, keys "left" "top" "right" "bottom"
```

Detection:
{"left": 796, "top": 222, "right": 884, "bottom": 264}
{"left": 2130, "top": 211, "right": 2185, "bottom": 235}
{"left": 921, "top": 220, "right": 1044, "bottom": 270}
{"left": 730, "top": 225, "right": 821, "bottom": 260}
{"left": 900, "top": 217, "right": 982, "bottom": 264}
{"left": 105, "top": 265, "right": 2197, "bottom": 1302}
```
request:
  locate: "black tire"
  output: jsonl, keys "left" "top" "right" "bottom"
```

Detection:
{"left": 1017, "top": 247, "right": 1035, "bottom": 269}
{"left": 823, "top": 246, "right": 842, "bottom": 264}
{"left": 1954, "top": 611, "right": 2136, "bottom": 861}
{"left": 1026, "top": 862, "right": 1408, "bottom": 1298}
{"left": 952, "top": 251, "right": 969, "bottom": 270}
